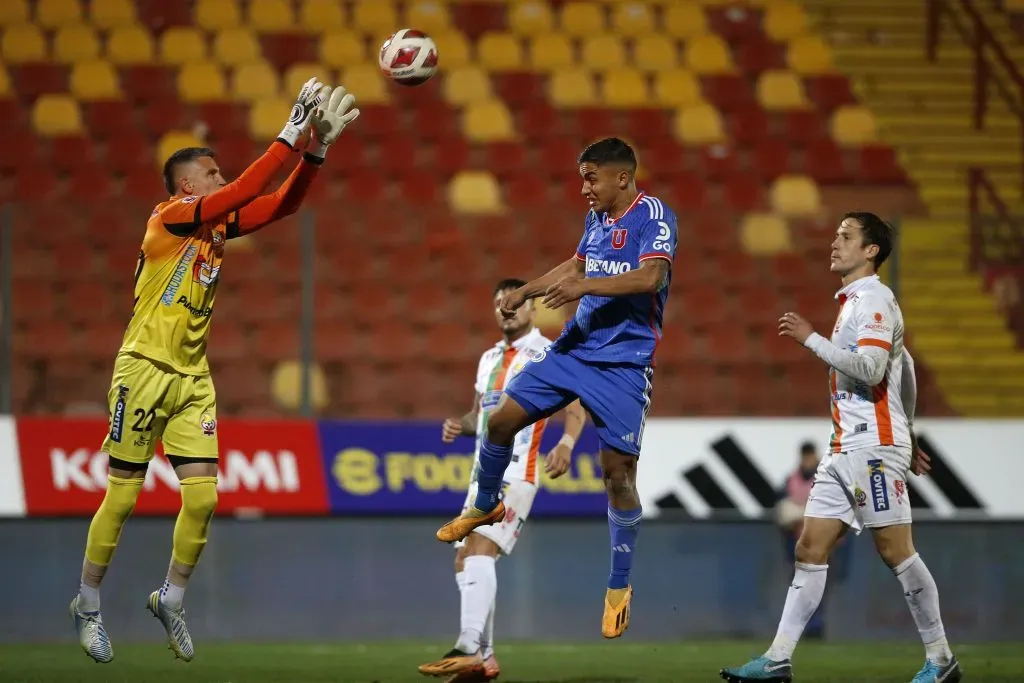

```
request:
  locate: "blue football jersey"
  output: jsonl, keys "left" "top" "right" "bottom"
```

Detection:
{"left": 553, "top": 192, "right": 677, "bottom": 366}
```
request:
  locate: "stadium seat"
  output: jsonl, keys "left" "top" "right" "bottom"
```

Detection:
{"left": 462, "top": 99, "right": 516, "bottom": 142}
{"left": 602, "top": 68, "right": 649, "bottom": 108}
{"left": 35, "top": 0, "right": 82, "bottom": 28}
{"left": 352, "top": 0, "right": 399, "bottom": 35}
{"left": 685, "top": 35, "right": 734, "bottom": 74}
{"left": 160, "top": 28, "right": 209, "bottom": 65}
{"left": 1, "top": 24, "right": 47, "bottom": 63}
{"left": 581, "top": 35, "right": 626, "bottom": 71}
{"left": 232, "top": 62, "right": 280, "bottom": 101}
{"left": 763, "top": 1, "right": 809, "bottom": 41}
{"left": 213, "top": 28, "right": 262, "bottom": 66}
{"left": 740, "top": 212, "right": 792, "bottom": 255}
{"left": 177, "top": 63, "right": 227, "bottom": 102}
{"left": 339, "top": 64, "right": 390, "bottom": 103}
{"left": 248, "top": 0, "right": 295, "bottom": 32}
{"left": 50, "top": 135, "right": 93, "bottom": 172}
{"left": 634, "top": 35, "right": 679, "bottom": 71}
{"left": 443, "top": 66, "right": 493, "bottom": 105}
{"left": 53, "top": 26, "right": 101, "bottom": 63}
{"left": 271, "top": 360, "right": 330, "bottom": 412}
{"left": 0, "top": 0, "right": 28, "bottom": 26}
{"left": 508, "top": 1, "right": 554, "bottom": 35}
{"left": 756, "top": 70, "right": 809, "bottom": 110}
{"left": 155, "top": 130, "right": 202, "bottom": 165}
{"left": 70, "top": 60, "right": 121, "bottom": 100}
{"left": 10, "top": 63, "right": 66, "bottom": 100}
{"left": 248, "top": 97, "right": 289, "bottom": 140}
{"left": 860, "top": 145, "right": 906, "bottom": 184}
{"left": 195, "top": 0, "right": 241, "bottom": 30}
{"left": 787, "top": 36, "right": 834, "bottom": 75}
{"left": 0, "top": 64, "right": 10, "bottom": 98}
{"left": 805, "top": 138, "right": 848, "bottom": 183}
{"left": 653, "top": 68, "right": 704, "bottom": 107}
{"left": 558, "top": 2, "right": 605, "bottom": 36}
{"left": 107, "top": 26, "right": 154, "bottom": 64}
{"left": 703, "top": 74, "right": 753, "bottom": 111}
{"left": 548, "top": 68, "right": 597, "bottom": 107}
{"left": 477, "top": 32, "right": 525, "bottom": 72}
{"left": 448, "top": 171, "right": 503, "bottom": 214}
{"left": 674, "top": 103, "right": 726, "bottom": 144}
{"left": 770, "top": 175, "right": 822, "bottom": 217}
{"left": 89, "top": 0, "right": 136, "bottom": 29}
{"left": 807, "top": 74, "right": 857, "bottom": 111}
{"left": 785, "top": 109, "right": 826, "bottom": 144}
{"left": 299, "top": 0, "right": 345, "bottom": 33}
{"left": 431, "top": 31, "right": 471, "bottom": 69}
{"left": 663, "top": 3, "right": 709, "bottom": 39}
{"left": 31, "top": 94, "right": 83, "bottom": 136}
{"left": 830, "top": 105, "right": 878, "bottom": 147}
{"left": 527, "top": 33, "right": 574, "bottom": 72}
{"left": 319, "top": 31, "right": 367, "bottom": 68}
{"left": 283, "top": 63, "right": 333, "bottom": 99}
{"left": 611, "top": 2, "right": 655, "bottom": 38}
{"left": 405, "top": 1, "right": 452, "bottom": 33}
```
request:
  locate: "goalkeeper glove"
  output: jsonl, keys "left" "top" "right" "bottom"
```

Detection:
{"left": 306, "top": 85, "right": 361, "bottom": 159}
{"left": 278, "top": 77, "right": 326, "bottom": 149}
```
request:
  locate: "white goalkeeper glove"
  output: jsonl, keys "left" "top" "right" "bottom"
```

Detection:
{"left": 278, "top": 77, "right": 326, "bottom": 149}
{"left": 306, "top": 85, "right": 360, "bottom": 159}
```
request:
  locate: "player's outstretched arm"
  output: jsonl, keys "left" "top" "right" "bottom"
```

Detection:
{"left": 442, "top": 392, "right": 480, "bottom": 443}
{"left": 542, "top": 258, "right": 669, "bottom": 309}
{"left": 780, "top": 301, "right": 890, "bottom": 386}
{"left": 226, "top": 154, "right": 319, "bottom": 238}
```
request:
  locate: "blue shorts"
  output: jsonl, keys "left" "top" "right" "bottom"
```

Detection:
{"left": 504, "top": 348, "right": 654, "bottom": 456}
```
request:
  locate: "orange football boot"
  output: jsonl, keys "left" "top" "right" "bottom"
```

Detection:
{"left": 435, "top": 502, "right": 506, "bottom": 544}
{"left": 445, "top": 653, "right": 501, "bottom": 682}
{"left": 418, "top": 649, "right": 483, "bottom": 678}
{"left": 601, "top": 585, "right": 633, "bottom": 638}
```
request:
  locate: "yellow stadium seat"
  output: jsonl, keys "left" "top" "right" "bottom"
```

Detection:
{"left": 770, "top": 175, "right": 822, "bottom": 217}
{"left": 673, "top": 103, "right": 725, "bottom": 144}
{"left": 89, "top": 0, "right": 136, "bottom": 29}
{"left": 663, "top": 3, "right": 708, "bottom": 40}
{"left": 611, "top": 3, "right": 654, "bottom": 38}
{"left": 70, "top": 60, "right": 121, "bottom": 100}
{"left": 158, "top": 131, "right": 205, "bottom": 169}
{"left": 160, "top": 28, "right": 208, "bottom": 65}
{"left": 272, "top": 360, "right": 329, "bottom": 412}
{"left": 177, "top": 63, "right": 227, "bottom": 102}
{"left": 559, "top": 2, "right": 605, "bottom": 37}
{"left": 0, "top": 64, "right": 12, "bottom": 97}
{"left": 213, "top": 28, "right": 262, "bottom": 66}
{"left": 284, "top": 63, "right": 334, "bottom": 99}
{"left": 763, "top": 1, "right": 809, "bottom": 42}
{"left": 685, "top": 34, "right": 733, "bottom": 74}
{"left": 431, "top": 31, "right": 471, "bottom": 69}
{"left": 31, "top": 94, "right": 83, "bottom": 136}
{"left": 353, "top": 1, "right": 398, "bottom": 36}
{"left": 35, "top": 0, "right": 81, "bottom": 28}
{"left": 528, "top": 33, "right": 574, "bottom": 72}
{"left": 107, "top": 26, "right": 153, "bottom": 64}
{"left": 548, "top": 68, "right": 597, "bottom": 108}
{"left": 0, "top": 1, "right": 28, "bottom": 26}
{"left": 740, "top": 213, "right": 792, "bottom": 255}
{"left": 195, "top": 0, "right": 241, "bottom": 31}
{"left": 602, "top": 68, "right": 649, "bottom": 108}
{"left": 2, "top": 24, "right": 47, "bottom": 62}
{"left": 509, "top": 1, "right": 553, "bottom": 36}
{"left": 448, "top": 171, "right": 503, "bottom": 215}
{"left": 477, "top": 32, "right": 524, "bottom": 72}
{"left": 1007, "top": 0, "right": 1024, "bottom": 8}
{"left": 53, "top": 25, "right": 100, "bottom": 63}
{"left": 232, "top": 62, "right": 281, "bottom": 101}
{"left": 653, "top": 68, "right": 704, "bottom": 107}
{"left": 319, "top": 31, "right": 366, "bottom": 68}
{"left": 339, "top": 64, "right": 390, "bottom": 104}
{"left": 787, "top": 36, "right": 834, "bottom": 75}
{"left": 756, "top": 70, "right": 808, "bottom": 110}
{"left": 443, "top": 66, "right": 493, "bottom": 106}
{"left": 462, "top": 99, "right": 516, "bottom": 142}
{"left": 249, "top": 97, "right": 291, "bottom": 140}
{"left": 405, "top": 1, "right": 452, "bottom": 33}
{"left": 249, "top": 0, "right": 294, "bottom": 32}
{"left": 581, "top": 35, "right": 626, "bottom": 72}
{"left": 830, "top": 105, "right": 878, "bottom": 147}
{"left": 634, "top": 35, "right": 679, "bottom": 71}
{"left": 299, "top": 0, "right": 345, "bottom": 32}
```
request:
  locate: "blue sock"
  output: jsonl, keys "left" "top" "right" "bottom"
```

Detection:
{"left": 608, "top": 505, "right": 642, "bottom": 589}
{"left": 473, "top": 437, "right": 513, "bottom": 512}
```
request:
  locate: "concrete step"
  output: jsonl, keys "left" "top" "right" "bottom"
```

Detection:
{"left": 911, "top": 334, "right": 1017, "bottom": 354}
{"left": 926, "top": 352, "right": 1024, "bottom": 371}
{"left": 944, "top": 392, "right": 1024, "bottom": 417}
{"left": 909, "top": 316, "right": 1010, "bottom": 335}
{"left": 901, "top": 148, "right": 1023, "bottom": 166}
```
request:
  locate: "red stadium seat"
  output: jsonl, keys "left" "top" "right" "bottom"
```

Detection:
{"left": 451, "top": 2, "right": 506, "bottom": 40}
{"left": 806, "top": 75, "right": 857, "bottom": 111}
{"left": 702, "top": 75, "right": 754, "bottom": 111}
{"left": 572, "top": 107, "right": 616, "bottom": 141}
{"left": 137, "top": 0, "right": 193, "bottom": 30}
{"left": 355, "top": 105, "right": 401, "bottom": 139}
{"left": 735, "top": 38, "right": 787, "bottom": 74}
{"left": 107, "top": 132, "right": 151, "bottom": 174}
{"left": 12, "top": 63, "right": 66, "bottom": 100}
{"left": 859, "top": 145, "right": 906, "bottom": 184}
{"left": 315, "top": 322, "right": 365, "bottom": 363}
{"left": 85, "top": 100, "right": 134, "bottom": 139}
{"left": 494, "top": 72, "right": 544, "bottom": 107}
{"left": 805, "top": 138, "right": 849, "bottom": 184}
{"left": 783, "top": 109, "right": 826, "bottom": 144}
{"left": 699, "top": 145, "right": 739, "bottom": 182}
{"left": 197, "top": 101, "right": 250, "bottom": 139}
{"left": 50, "top": 136, "right": 95, "bottom": 173}
{"left": 0, "top": 135, "right": 38, "bottom": 172}
{"left": 143, "top": 97, "right": 190, "bottom": 135}
{"left": 15, "top": 166, "right": 59, "bottom": 201}
{"left": 518, "top": 102, "right": 560, "bottom": 141}
{"left": 412, "top": 100, "right": 460, "bottom": 141}
{"left": 261, "top": 33, "right": 317, "bottom": 70}
{"left": 668, "top": 172, "right": 707, "bottom": 212}
{"left": 708, "top": 7, "right": 764, "bottom": 43}
{"left": 723, "top": 173, "right": 763, "bottom": 211}
{"left": 751, "top": 139, "right": 792, "bottom": 179}
{"left": 121, "top": 65, "right": 176, "bottom": 102}
{"left": 730, "top": 106, "right": 769, "bottom": 146}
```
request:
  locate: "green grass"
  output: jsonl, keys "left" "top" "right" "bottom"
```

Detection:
{"left": 1, "top": 641, "right": 1021, "bottom": 683}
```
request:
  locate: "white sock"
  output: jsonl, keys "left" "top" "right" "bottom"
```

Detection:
{"left": 894, "top": 553, "right": 952, "bottom": 665}
{"left": 480, "top": 597, "right": 496, "bottom": 659}
{"left": 765, "top": 562, "right": 828, "bottom": 662}
{"left": 456, "top": 555, "right": 496, "bottom": 654}
{"left": 78, "top": 582, "right": 100, "bottom": 612}
{"left": 159, "top": 579, "right": 185, "bottom": 610}
{"left": 455, "top": 570, "right": 467, "bottom": 592}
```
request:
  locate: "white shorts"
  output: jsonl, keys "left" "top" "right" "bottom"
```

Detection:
{"left": 455, "top": 479, "right": 537, "bottom": 555}
{"left": 804, "top": 445, "right": 913, "bottom": 533}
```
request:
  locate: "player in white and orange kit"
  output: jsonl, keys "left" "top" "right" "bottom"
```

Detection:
{"left": 418, "top": 278, "right": 587, "bottom": 682}
{"left": 722, "top": 213, "right": 961, "bottom": 683}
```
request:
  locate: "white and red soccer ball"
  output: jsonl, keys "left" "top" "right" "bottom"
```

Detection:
{"left": 378, "top": 29, "right": 439, "bottom": 86}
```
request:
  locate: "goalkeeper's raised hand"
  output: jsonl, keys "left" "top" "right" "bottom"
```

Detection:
{"left": 307, "top": 85, "right": 361, "bottom": 159}
{"left": 278, "top": 76, "right": 326, "bottom": 149}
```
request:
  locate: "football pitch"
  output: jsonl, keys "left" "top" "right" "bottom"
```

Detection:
{"left": 1, "top": 641, "right": 1022, "bottom": 683}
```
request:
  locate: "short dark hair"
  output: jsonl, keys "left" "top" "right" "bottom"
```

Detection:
{"left": 577, "top": 137, "right": 637, "bottom": 172}
{"left": 799, "top": 441, "right": 816, "bottom": 456}
{"left": 162, "top": 147, "right": 215, "bottom": 195}
{"left": 494, "top": 278, "right": 527, "bottom": 294}
{"left": 842, "top": 211, "right": 894, "bottom": 271}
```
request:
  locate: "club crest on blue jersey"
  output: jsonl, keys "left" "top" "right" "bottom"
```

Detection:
{"left": 611, "top": 228, "right": 627, "bottom": 249}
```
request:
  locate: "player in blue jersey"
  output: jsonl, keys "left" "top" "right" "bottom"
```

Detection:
{"left": 436, "top": 137, "right": 677, "bottom": 639}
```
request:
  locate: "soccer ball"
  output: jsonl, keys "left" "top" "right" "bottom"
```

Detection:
{"left": 378, "top": 29, "right": 439, "bottom": 86}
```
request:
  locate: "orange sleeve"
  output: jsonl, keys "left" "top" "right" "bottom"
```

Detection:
{"left": 226, "top": 153, "right": 322, "bottom": 239}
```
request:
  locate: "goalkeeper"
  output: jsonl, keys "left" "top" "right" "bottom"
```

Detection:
{"left": 69, "top": 78, "right": 359, "bottom": 665}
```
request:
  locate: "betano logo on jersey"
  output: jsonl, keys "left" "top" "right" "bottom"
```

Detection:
{"left": 586, "top": 256, "right": 632, "bottom": 275}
